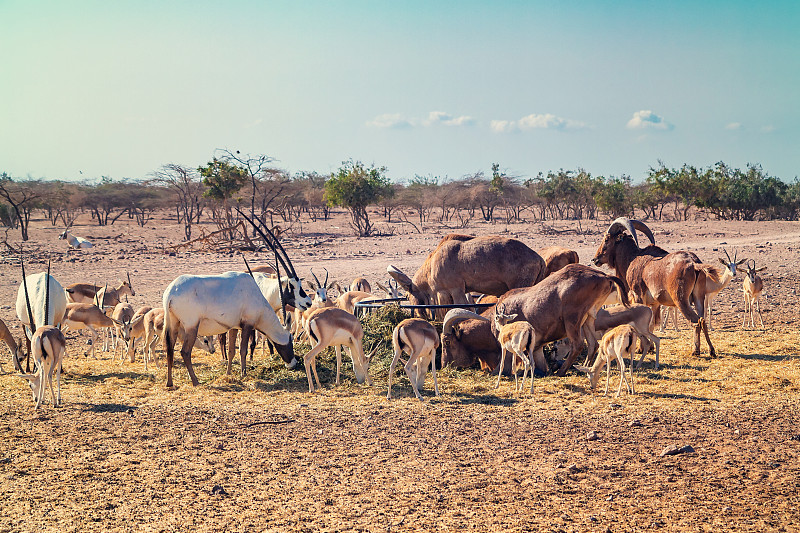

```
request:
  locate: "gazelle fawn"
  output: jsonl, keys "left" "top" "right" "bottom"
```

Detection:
{"left": 740, "top": 259, "right": 766, "bottom": 328}
{"left": 576, "top": 324, "right": 636, "bottom": 397}
{"left": 387, "top": 318, "right": 440, "bottom": 401}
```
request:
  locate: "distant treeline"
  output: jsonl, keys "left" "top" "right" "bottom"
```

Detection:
{"left": 1, "top": 157, "right": 798, "bottom": 240}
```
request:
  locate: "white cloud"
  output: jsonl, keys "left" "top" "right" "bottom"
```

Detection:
{"left": 626, "top": 110, "right": 673, "bottom": 130}
{"left": 366, "top": 113, "right": 414, "bottom": 129}
{"left": 725, "top": 122, "right": 742, "bottom": 130}
{"left": 425, "top": 111, "right": 475, "bottom": 127}
{"left": 490, "top": 113, "right": 586, "bottom": 133}
{"left": 490, "top": 119, "right": 517, "bottom": 133}
{"left": 761, "top": 125, "right": 776, "bottom": 133}
{"left": 368, "top": 111, "right": 474, "bottom": 129}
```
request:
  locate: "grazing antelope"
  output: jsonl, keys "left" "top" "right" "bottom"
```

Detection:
{"left": 17, "top": 258, "right": 67, "bottom": 408}
{"left": 19, "top": 326, "right": 67, "bottom": 409}
{"left": 111, "top": 302, "right": 135, "bottom": 358}
{"left": 584, "top": 304, "right": 660, "bottom": 370}
{"left": 65, "top": 273, "right": 135, "bottom": 307}
{"left": 58, "top": 228, "right": 92, "bottom": 249}
{"left": 376, "top": 279, "right": 404, "bottom": 299}
{"left": 62, "top": 303, "right": 123, "bottom": 359}
{"left": 163, "top": 272, "right": 294, "bottom": 388}
{"left": 350, "top": 277, "right": 371, "bottom": 294}
{"left": 387, "top": 319, "right": 440, "bottom": 401}
{"left": 16, "top": 272, "right": 67, "bottom": 340}
{"left": 493, "top": 311, "right": 538, "bottom": 393}
{"left": 302, "top": 307, "right": 374, "bottom": 393}
{"left": 576, "top": 324, "right": 636, "bottom": 397}
{"left": 120, "top": 306, "right": 153, "bottom": 364}
{"left": 142, "top": 308, "right": 215, "bottom": 370}
{"left": 741, "top": 259, "right": 766, "bottom": 328}
{"left": 335, "top": 290, "right": 376, "bottom": 315}
{"left": 0, "top": 318, "right": 25, "bottom": 372}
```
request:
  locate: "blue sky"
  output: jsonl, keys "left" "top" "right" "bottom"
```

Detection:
{"left": 2, "top": 0, "right": 798, "bottom": 184}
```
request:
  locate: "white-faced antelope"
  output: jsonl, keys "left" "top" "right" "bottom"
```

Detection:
{"left": 387, "top": 318, "right": 440, "bottom": 401}
{"left": 120, "top": 306, "right": 154, "bottom": 364}
{"left": 111, "top": 302, "right": 135, "bottom": 359}
{"left": 59, "top": 227, "right": 93, "bottom": 249}
{"left": 302, "top": 307, "right": 374, "bottom": 393}
{"left": 17, "top": 258, "right": 67, "bottom": 408}
{"left": 163, "top": 272, "right": 294, "bottom": 388}
{"left": 740, "top": 259, "right": 766, "bottom": 328}
{"left": 575, "top": 324, "right": 636, "bottom": 397}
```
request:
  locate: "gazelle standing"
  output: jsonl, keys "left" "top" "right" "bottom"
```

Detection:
{"left": 740, "top": 259, "right": 766, "bottom": 328}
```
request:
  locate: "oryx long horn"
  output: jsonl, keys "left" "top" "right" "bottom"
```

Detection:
{"left": 236, "top": 209, "right": 297, "bottom": 278}
{"left": 20, "top": 254, "right": 36, "bottom": 333}
{"left": 442, "top": 308, "right": 489, "bottom": 336}
{"left": 242, "top": 253, "right": 254, "bottom": 278}
{"left": 44, "top": 260, "right": 50, "bottom": 328}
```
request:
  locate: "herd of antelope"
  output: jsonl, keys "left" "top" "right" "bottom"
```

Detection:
{"left": 3, "top": 216, "right": 770, "bottom": 408}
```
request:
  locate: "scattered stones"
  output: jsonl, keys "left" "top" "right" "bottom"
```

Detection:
{"left": 628, "top": 420, "right": 643, "bottom": 427}
{"left": 587, "top": 431, "right": 600, "bottom": 441}
{"left": 210, "top": 485, "right": 228, "bottom": 496}
{"left": 659, "top": 444, "right": 695, "bottom": 457}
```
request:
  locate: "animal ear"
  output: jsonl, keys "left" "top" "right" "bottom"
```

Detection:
{"left": 736, "top": 259, "right": 747, "bottom": 265}
{"left": 375, "top": 282, "right": 388, "bottom": 293}
{"left": 387, "top": 266, "right": 413, "bottom": 292}
{"left": 17, "top": 373, "right": 37, "bottom": 382}
{"left": 718, "top": 258, "right": 727, "bottom": 265}
{"left": 574, "top": 365, "right": 591, "bottom": 374}
{"left": 756, "top": 266, "right": 767, "bottom": 272}
{"left": 508, "top": 313, "right": 518, "bottom": 321}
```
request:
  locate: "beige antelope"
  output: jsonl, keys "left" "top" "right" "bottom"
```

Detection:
{"left": 584, "top": 304, "right": 660, "bottom": 371}
{"left": 0, "top": 318, "right": 25, "bottom": 372}
{"left": 334, "top": 290, "right": 376, "bottom": 315}
{"left": 387, "top": 319, "right": 440, "bottom": 401}
{"left": 740, "top": 259, "right": 766, "bottom": 328}
{"left": 350, "top": 277, "right": 371, "bottom": 293}
{"left": 62, "top": 303, "right": 123, "bottom": 359}
{"left": 493, "top": 311, "right": 539, "bottom": 393}
{"left": 19, "top": 326, "right": 67, "bottom": 409}
{"left": 65, "top": 273, "right": 134, "bottom": 307}
{"left": 111, "top": 303, "right": 135, "bottom": 359}
{"left": 142, "top": 308, "right": 215, "bottom": 370}
{"left": 121, "top": 306, "right": 153, "bottom": 365}
{"left": 576, "top": 324, "right": 636, "bottom": 397}
{"left": 302, "top": 307, "right": 374, "bottom": 393}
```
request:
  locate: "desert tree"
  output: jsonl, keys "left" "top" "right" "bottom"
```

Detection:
{"left": 198, "top": 158, "right": 248, "bottom": 238}
{"left": 215, "top": 149, "right": 280, "bottom": 232}
{"left": 82, "top": 177, "right": 133, "bottom": 226}
{"left": 0, "top": 173, "right": 43, "bottom": 240}
{"left": 151, "top": 164, "right": 206, "bottom": 240}
{"left": 325, "top": 160, "right": 393, "bottom": 237}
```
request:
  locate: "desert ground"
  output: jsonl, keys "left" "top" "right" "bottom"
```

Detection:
{"left": 0, "top": 211, "right": 798, "bottom": 532}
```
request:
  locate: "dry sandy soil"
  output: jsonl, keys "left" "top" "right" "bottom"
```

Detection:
{"left": 0, "top": 211, "right": 798, "bottom": 532}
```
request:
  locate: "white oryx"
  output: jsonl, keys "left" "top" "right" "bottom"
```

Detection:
{"left": 163, "top": 271, "right": 295, "bottom": 389}
{"left": 59, "top": 228, "right": 93, "bottom": 249}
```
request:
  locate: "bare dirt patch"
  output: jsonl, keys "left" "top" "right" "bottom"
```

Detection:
{"left": 0, "top": 213, "right": 798, "bottom": 532}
